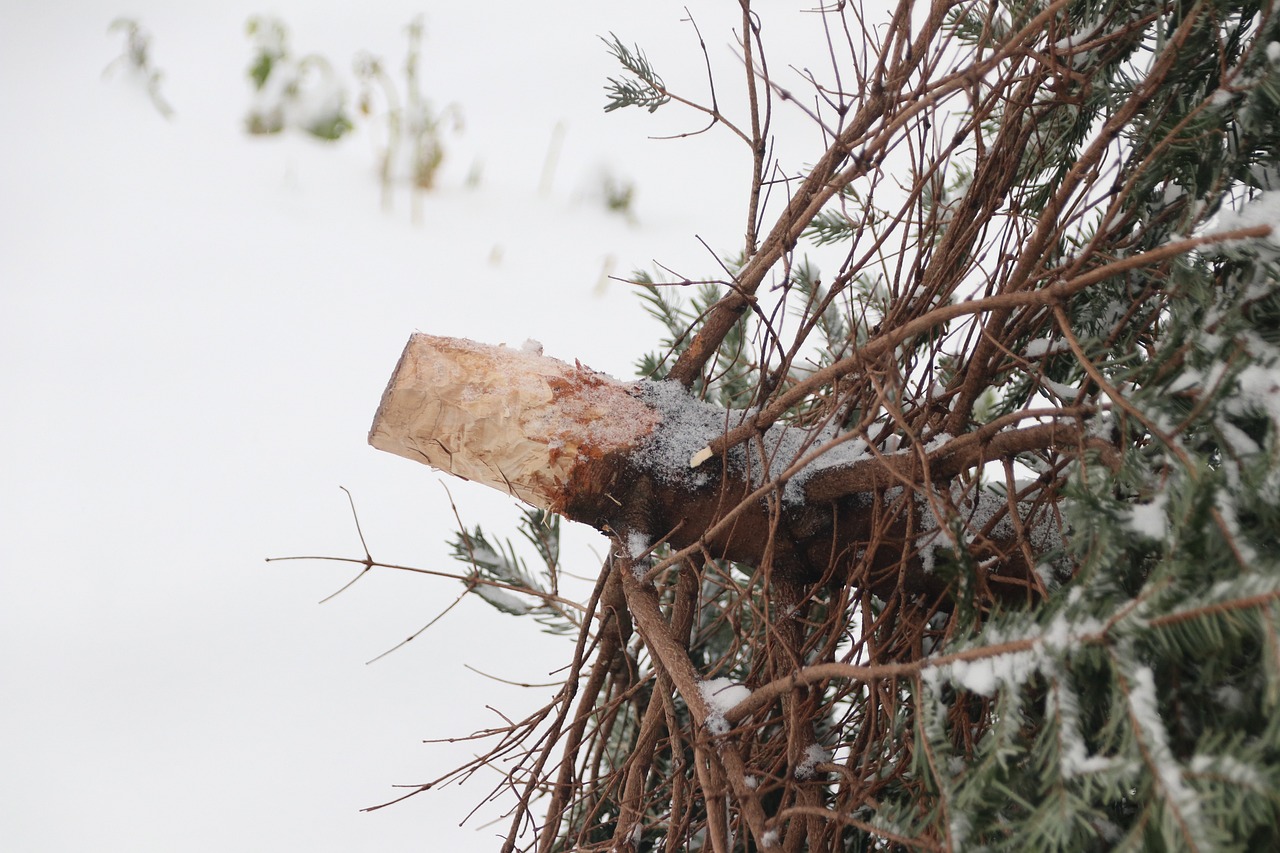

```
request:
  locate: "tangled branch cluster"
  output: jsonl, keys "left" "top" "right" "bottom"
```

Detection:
{"left": 337, "top": 1, "right": 1280, "bottom": 850}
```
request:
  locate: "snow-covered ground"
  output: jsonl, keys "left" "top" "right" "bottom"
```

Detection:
{"left": 0, "top": 1, "right": 794, "bottom": 849}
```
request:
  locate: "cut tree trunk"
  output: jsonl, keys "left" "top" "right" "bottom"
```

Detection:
{"left": 369, "top": 333, "right": 661, "bottom": 511}
{"left": 370, "top": 333, "right": 1051, "bottom": 605}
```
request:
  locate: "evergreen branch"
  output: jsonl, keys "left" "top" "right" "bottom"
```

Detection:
{"left": 601, "top": 34, "right": 670, "bottom": 113}
{"left": 803, "top": 209, "right": 859, "bottom": 246}
{"left": 726, "top": 580, "right": 1280, "bottom": 727}
{"left": 1149, "top": 587, "right": 1280, "bottom": 629}
{"left": 1111, "top": 649, "right": 1211, "bottom": 850}
{"left": 449, "top": 513, "right": 579, "bottom": 634}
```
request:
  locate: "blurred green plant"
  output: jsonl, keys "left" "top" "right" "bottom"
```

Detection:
{"left": 102, "top": 18, "right": 174, "bottom": 119}
{"left": 244, "top": 15, "right": 353, "bottom": 141}
{"left": 354, "top": 15, "right": 462, "bottom": 212}
{"left": 602, "top": 171, "right": 636, "bottom": 216}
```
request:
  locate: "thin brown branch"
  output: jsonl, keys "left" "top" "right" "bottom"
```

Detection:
{"left": 501, "top": 564, "right": 610, "bottom": 853}
{"left": 536, "top": 567, "right": 630, "bottom": 852}
{"left": 692, "top": 225, "right": 1271, "bottom": 463}
{"left": 665, "top": 0, "right": 1080, "bottom": 389}
{"left": 618, "top": 552, "right": 779, "bottom": 850}
{"left": 803, "top": 415, "right": 1086, "bottom": 503}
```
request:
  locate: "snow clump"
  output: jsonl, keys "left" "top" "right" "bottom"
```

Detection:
{"left": 794, "top": 743, "right": 830, "bottom": 780}
{"left": 631, "top": 380, "right": 873, "bottom": 504}
{"left": 699, "top": 677, "right": 752, "bottom": 736}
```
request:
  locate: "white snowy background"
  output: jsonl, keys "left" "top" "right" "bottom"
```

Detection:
{"left": 0, "top": 1, "right": 835, "bottom": 849}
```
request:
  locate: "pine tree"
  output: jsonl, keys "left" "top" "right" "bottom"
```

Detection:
{"left": 366, "top": 2, "right": 1280, "bottom": 850}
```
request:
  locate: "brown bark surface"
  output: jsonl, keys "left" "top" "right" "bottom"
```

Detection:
{"left": 371, "top": 333, "right": 1047, "bottom": 606}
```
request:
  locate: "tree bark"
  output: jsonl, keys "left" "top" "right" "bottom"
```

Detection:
{"left": 370, "top": 334, "right": 1051, "bottom": 605}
